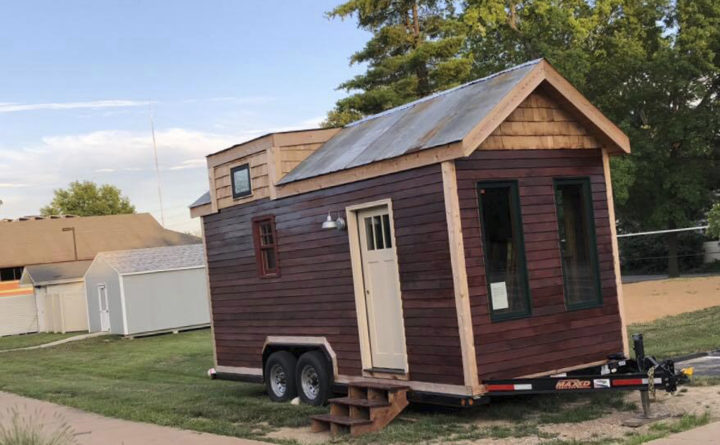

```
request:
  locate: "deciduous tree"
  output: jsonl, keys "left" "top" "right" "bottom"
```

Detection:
{"left": 41, "top": 181, "right": 136, "bottom": 217}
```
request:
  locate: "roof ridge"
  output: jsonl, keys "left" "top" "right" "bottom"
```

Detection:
{"left": 345, "top": 58, "right": 544, "bottom": 128}
{"left": 98, "top": 243, "right": 200, "bottom": 257}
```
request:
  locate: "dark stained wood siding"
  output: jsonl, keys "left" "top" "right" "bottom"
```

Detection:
{"left": 204, "top": 164, "right": 464, "bottom": 385}
{"left": 456, "top": 149, "right": 623, "bottom": 380}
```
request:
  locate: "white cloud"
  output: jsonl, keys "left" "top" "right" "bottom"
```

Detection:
{"left": 0, "top": 99, "right": 149, "bottom": 113}
{"left": 169, "top": 158, "right": 206, "bottom": 170}
{"left": 0, "top": 127, "right": 271, "bottom": 230}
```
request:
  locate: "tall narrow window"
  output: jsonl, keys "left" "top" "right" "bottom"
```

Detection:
{"left": 477, "top": 181, "right": 531, "bottom": 320}
{"left": 231, "top": 164, "right": 252, "bottom": 199}
{"left": 253, "top": 216, "right": 279, "bottom": 278}
{"left": 554, "top": 178, "right": 602, "bottom": 309}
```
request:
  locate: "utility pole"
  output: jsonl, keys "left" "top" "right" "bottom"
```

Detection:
{"left": 149, "top": 103, "right": 166, "bottom": 227}
{"left": 62, "top": 227, "right": 78, "bottom": 261}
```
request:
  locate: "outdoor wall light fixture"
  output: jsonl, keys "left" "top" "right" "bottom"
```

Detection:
{"left": 321, "top": 212, "right": 346, "bottom": 231}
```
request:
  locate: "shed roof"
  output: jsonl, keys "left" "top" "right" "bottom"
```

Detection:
{"left": 0, "top": 213, "right": 201, "bottom": 269}
{"left": 279, "top": 60, "right": 541, "bottom": 184}
{"left": 190, "top": 192, "right": 211, "bottom": 208}
{"left": 95, "top": 244, "right": 205, "bottom": 275}
{"left": 21, "top": 260, "right": 93, "bottom": 286}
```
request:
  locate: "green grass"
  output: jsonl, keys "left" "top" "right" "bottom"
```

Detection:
{"left": 0, "top": 333, "right": 79, "bottom": 352}
{"left": 0, "top": 305, "right": 718, "bottom": 444}
{"left": 0, "top": 330, "right": 324, "bottom": 442}
{"left": 622, "top": 412, "right": 711, "bottom": 445}
{"left": 627, "top": 306, "right": 720, "bottom": 359}
{"left": 0, "top": 330, "right": 641, "bottom": 444}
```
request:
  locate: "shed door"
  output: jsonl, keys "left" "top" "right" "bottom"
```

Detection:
{"left": 98, "top": 284, "right": 110, "bottom": 332}
{"left": 357, "top": 206, "right": 407, "bottom": 370}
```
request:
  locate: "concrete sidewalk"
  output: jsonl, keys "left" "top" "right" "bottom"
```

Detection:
{"left": 647, "top": 421, "right": 720, "bottom": 444}
{"left": 0, "top": 332, "right": 108, "bottom": 354}
{"left": 0, "top": 391, "right": 268, "bottom": 444}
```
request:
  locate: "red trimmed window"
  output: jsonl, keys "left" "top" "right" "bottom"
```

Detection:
{"left": 252, "top": 215, "right": 279, "bottom": 278}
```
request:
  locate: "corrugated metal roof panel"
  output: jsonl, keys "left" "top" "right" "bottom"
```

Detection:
{"left": 279, "top": 60, "right": 541, "bottom": 184}
{"left": 189, "top": 191, "right": 211, "bottom": 208}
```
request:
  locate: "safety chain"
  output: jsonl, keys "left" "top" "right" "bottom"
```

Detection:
{"left": 647, "top": 366, "right": 656, "bottom": 399}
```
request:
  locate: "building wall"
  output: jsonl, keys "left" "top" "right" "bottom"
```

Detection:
{"left": 84, "top": 259, "right": 123, "bottom": 334}
{"left": 456, "top": 149, "right": 623, "bottom": 380}
{"left": 0, "top": 294, "right": 38, "bottom": 336}
{"left": 121, "top": 268, "right": 210, "bottom": 335}
{"left": 204, "top": 164, "right": 465, "bottom": 385}
{"left": 36, "top": 282, "right": 88, "bottom": 333}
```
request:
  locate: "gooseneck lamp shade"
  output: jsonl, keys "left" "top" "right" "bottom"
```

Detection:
{"left": 321, "top": 213, "right": 337, "bottom": 230}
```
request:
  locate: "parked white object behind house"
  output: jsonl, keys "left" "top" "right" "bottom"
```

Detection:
{"left": 84, "top": 244, "right": 210, "bottom": 336}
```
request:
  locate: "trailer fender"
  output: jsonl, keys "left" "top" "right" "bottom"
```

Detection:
{"left": 262, "top": 336, "right": 338, "bottom": 380}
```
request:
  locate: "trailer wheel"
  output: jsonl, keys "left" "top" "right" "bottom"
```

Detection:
{"left": 296, "top": 351, "right": 331, "bottom": 406}
{"left": 265, "top": 351, "right": 298, "bottom": 402}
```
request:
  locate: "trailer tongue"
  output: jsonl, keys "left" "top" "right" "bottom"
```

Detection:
{"left": 484, "top": 359, "right": 685, "bottom": 396}
{"left": 483, "top": 333, "right": 691, "bottom": 418}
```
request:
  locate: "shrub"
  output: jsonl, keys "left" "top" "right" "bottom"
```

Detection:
{"left": 0, "top": 408, "right": 75, "bottom": 445}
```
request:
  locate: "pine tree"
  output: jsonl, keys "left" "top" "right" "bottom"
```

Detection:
{"left": 324, "top": 0, "right": 472, "bottom": 127}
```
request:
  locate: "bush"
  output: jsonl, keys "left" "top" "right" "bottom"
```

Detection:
{"left": 0, "top": 408, "right": 75, "bottom": 445}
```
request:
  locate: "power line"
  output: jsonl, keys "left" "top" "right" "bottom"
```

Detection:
{"left": 617, "top": 225, "right": 709, "bottom": 238}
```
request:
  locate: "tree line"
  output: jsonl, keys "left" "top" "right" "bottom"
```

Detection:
{"left": 324, "top": 0, "right": 720, "bottom": 276}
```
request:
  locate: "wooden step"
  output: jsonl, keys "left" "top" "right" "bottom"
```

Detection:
{"left": 347, "top": 381, "right": 410, "bottom": 391}
{"left": 311, "top": 414, "right": 372, "bottom": 427}
{"left": 312, "top": 380, "right": 410, "bottom": 436}
{"left": 327, "top": 397, "right": 390, "bottom": 408}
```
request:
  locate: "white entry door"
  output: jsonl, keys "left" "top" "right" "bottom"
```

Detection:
{"left": 97, "top": 285, "right": 110, "bottom": 332}
{"left": 357, "top": 206, "right": 407, "bottom": 370}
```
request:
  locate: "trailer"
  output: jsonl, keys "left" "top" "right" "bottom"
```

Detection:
{"left": 190, "top": 59, "right": 680, "bottom": 434}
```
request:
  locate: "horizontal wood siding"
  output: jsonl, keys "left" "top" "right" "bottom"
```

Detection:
{"left": 204, "top": 164, "right": 464, "bottom": 385}
{"left": 456, "top": 149, "right": 623, "bottom": 380}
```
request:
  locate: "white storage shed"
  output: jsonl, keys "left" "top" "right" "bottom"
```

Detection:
{"left": 84, "top": 244, "right": 210, "bottom": 336}
{"left": 20, "top": 260, "right": 93, "bottom": 333}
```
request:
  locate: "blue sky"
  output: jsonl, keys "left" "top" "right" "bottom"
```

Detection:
{"left": 0, "top": 1, "right": 369, "bottom": 233}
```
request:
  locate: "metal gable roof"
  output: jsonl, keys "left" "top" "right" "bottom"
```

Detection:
{"left": 278, "top": 59, "right": 542, "bottom": 184}
{"left": 189, "top": 191, "right": 211, "bottom": 209}
{"left": 95, "top": 244, "right": 205, "bottom": 275}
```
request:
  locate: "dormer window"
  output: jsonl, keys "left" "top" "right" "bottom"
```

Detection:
{"left": 231, "top": 164, "right": 252, "bottom": 199}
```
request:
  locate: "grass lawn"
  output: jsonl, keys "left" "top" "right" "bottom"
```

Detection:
{"left": 0, "top": 332, "right": 80, "bottom": 351}
{"left": 0, "top": 329, "right": 641, "bottom": 444}
{"left": 0, "top": 305, "right": 717, "bottom": 444}
{"left": 627, "top": 305, "right": 720, "bottom": 359}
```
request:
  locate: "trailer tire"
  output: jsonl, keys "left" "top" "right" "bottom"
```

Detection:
{"left": 296, "top": 351, "right": 331, "bottom": 406}
{"left": 265, "top": 351, "right": 298, "bottom": 402}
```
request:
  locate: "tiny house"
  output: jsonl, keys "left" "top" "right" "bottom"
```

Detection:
{"left": 191, "top": 59, "right": 631, "bottom": 410}
{"left": 84, "top": 244, "right": 210, "bottom": 336}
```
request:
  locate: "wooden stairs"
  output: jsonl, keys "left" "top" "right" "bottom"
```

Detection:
{"left": 310, "top": 381, "right": 410, "bottom": 436}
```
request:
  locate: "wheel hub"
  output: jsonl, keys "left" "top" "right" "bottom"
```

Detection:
{"left": 269, "top": 363, "right": 287, "bottom": 396}
{"left": 300, "top": 365, "right": 320, "bottom": 400}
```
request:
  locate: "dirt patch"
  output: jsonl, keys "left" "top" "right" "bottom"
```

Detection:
{"left": 268, "top": 386, "right": 720, "bottom": 444}
{"left": 623, "top": 276, "right": 720, "bottom": 324}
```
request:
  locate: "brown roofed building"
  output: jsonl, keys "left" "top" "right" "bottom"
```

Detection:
{"left": 0, "top": 213, "right": 199, "bottom": 271}
{"left": 0, "top": 213, "right": 200, "bottom": 336}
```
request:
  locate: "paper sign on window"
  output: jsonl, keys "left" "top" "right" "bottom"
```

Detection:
{"left": 490, "top": 281, "right": 509, "bottom": 310}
